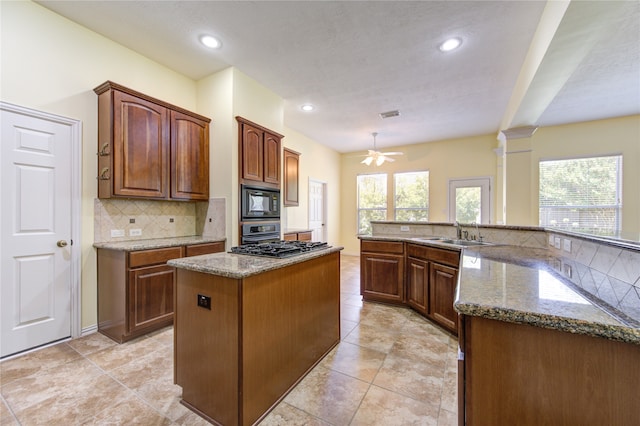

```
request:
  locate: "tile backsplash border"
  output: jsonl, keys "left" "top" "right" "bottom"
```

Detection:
{"left": 94, "top": 198, "right": 226, "bottom": 243}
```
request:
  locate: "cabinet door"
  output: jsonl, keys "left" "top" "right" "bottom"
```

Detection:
{"left": 429, "top": 262, "right": 458, "bottom": 334}
{"left": 241, "top": 123, "right": 264, "bottom": 182}
{"left": 283, "top": 148, "right": 300, "bottom": 206}
{"left": 297, "top": 231, "right": 312, "bottom": 241}
{"left": 170, "top": 111, "right": 209, "bottom": 200}
{"left": 128, "top": 264, "right": 175, "bottom": 333}
{"left": 407, "top": 257, "right": 429, "bottom": 315}
{"left": 283, "top": 233, "right": 297, "bottom": 241}
{"left": 263, "top": 132, "right": 281, "bottom": 185}
{"left": 113, "top": 90, "right": 169, "bottom": 198}
{"left": 361, "top": 253, "right": 405, "bottom": 304}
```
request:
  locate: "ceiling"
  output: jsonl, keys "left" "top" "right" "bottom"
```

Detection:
{"left": 36, "top": 1, "right": 640, "bottom": 153}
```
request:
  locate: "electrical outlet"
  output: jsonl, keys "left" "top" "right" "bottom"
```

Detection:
{"left": 197, "top": 294, "right": 211, "bottom": 310}
{"left": 564, "top": 263, "right": 573, "bottom": 278}
{"left": 563, "top": 239, "right": 572, "bottom": 253}
{"left": 110, "top": 229, "right": 125, "bottom": 237}
{"left": 554, "top": 237, "right": 561, "bottom": 249}
{"left": 129, "top": 229, "right": 142, "bottom": 236}
{"left": 400, "top": 226, "right": 410, "bottom": 232}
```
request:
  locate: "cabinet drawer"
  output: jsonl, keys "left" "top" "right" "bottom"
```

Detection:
{"left": 361, "top": 240, "right": 404, "bottom": 254}
{"left": 407, "top": 244, "right": 460, "bottom": 267}
{"left": 298, "top": 231, "right": 312, "bottom": 241}
{"left": 185, "top": 242, "right": 225, "bottom": 257}
{"left": 129, "top": 247, "right": 183, "bottom": 268}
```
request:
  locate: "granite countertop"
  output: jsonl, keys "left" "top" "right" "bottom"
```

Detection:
{"left": 360, "top": 235, "right": 640, "bottom": 345}
{"left": 283, "top": 228, "right": 313, "bottom": 234}
{"left": 168, "top": 246, "right": 344, "bottom": 279}
{"left": 93, "top": 236, "right": 226, "bottom": 251}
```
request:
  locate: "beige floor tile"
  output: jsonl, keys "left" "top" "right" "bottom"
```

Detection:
{"left": 284, "top": 365, "right": 370, "bottom": 425}
{"left": 0, "top": 343, "right": 81, "bottom": 385}
{"left": 373, "top": 354, "right": 445, "bottom": 404}
{"left": 259, "top": 402, "right": 331, "bottom": 425}
{"left": 65, "top": 331, "right": 117, "bottom": 356}
{"left": 342, "top": 322, "right": 400, "bottom": 353}
{"left": 319, "top": 341, "right": 386, "bottom": 382}
{"left": 340, "top": 319, "right": 359, "bottom": 339}
{"left": 86, "top": 334, "right": 166, "bottom": 372}
{"left": 109, "top": 344, "right": 173, "bottom": 390}
{"left": 351, "top": 385, "right": 439, "bottom": 425}
{"left": 173, "top": 409, "right": 215, "bottom": 426}
{"left": 0, "top": 398, "right": 18, "bottom": 426}
{"left": 86, "top": 396, "right": 172, "bottom": 425}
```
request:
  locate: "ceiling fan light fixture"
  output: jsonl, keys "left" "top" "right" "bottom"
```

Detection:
{"left": 375, "top": 155, "right": 385, "bottom": 166}
{"left": 362, "top": 156, "right": 373, "bottom": 166}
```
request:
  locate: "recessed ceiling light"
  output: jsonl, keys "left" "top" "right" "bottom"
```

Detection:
{"left": 200, "top": 35, "right": 221, "bottom": 49}
{"left": 439, "top": 37, "right": 462, "bottom": 52}
{"left": 301, "top": 104, "right": 315, "bottom": 112}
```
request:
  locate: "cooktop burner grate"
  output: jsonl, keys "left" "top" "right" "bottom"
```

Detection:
{"left": 229, "top": 241, "right": 330, "bottom": 258}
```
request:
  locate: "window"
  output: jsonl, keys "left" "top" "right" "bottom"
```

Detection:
{"left": 357, "top": 174, "right": 387, "bottom": 234}
{"left": 394, "top": 171, "right": 429, "bottom": 221}
{"left": 539, "top": 155, "right": 622, "bottom": 236}
{"left": 448, "top": 178, "right": 491, "bottom": 224}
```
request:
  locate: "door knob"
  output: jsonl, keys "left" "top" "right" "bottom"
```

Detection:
{"left": 57, "top": 240, "right": 68, "bottom": 247}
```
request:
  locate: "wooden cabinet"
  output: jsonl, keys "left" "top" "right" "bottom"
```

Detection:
{"left": 95, "top": 81, "right": 210, "bottom": 201}
{"left": 237, "top": 116, "right": 283, "bottom": 189}
{"left": 360, "top": 240, "right": 405, "bottom": 304}
{"left": 459, "top": 315, "right": 640, "bottom": 425}
{"left": 283, "top": 148, "right": 300, "bottom": 206}
{"left": 97, "top": 241, "right": 224, "bottom": 343}
{"left": 283, "top": 230, "right": 312, "bottom": 241}
{"left": 406, "top": 243, "right": 460, "bottom": 335}
{"left": 407, "top": 257, "right": 429, "bottom": 315}
{"left": 429, "top": 262, "right": 458, "bottom": 333}
{"left": 170, "top": 110, "right": 210, "bottom": 200}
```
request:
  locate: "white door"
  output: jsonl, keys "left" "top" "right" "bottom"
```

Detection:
{"left": 1, "top": 102, "right": 80, "bottom": 358}
{"left": 309, "top": 179, "right": 326, "bottom": 242}
{"left": 448, "top": 177, "right": 492, "bottom": 224}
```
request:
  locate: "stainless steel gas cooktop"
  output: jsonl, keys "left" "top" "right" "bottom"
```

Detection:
{"left": 229, "top": 241, "right": 330, "bottom": 258}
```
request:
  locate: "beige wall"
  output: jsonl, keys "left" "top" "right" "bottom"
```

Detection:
{"left": 339, "top": 135, "right": 499, "bottom": 255}
{"left": 281, "top": 127, "right": 342, "bottom": 245}
{"left": 1, "top": 1, "right": 199, "bottom": 329}
{"left": 1, "top": 2, "right": 342, "bottom": 331}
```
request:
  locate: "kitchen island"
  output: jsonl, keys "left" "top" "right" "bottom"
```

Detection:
{"left": 360, "top": 221, "right": 640, "bottom": 425}
{"left": 455, "top": 245, "right": 640, "bottom": 426}
{"left": 167, "top": 246, "right": 343, "bottom": 426}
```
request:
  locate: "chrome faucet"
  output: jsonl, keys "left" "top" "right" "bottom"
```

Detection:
{"left": 472, "top": 222, "right": 483, "bottom": 242}
{"left": 455, "top": 221, "right": 462, "bottom": 239}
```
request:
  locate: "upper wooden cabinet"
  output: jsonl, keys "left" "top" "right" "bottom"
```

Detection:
{"left": 95, "top": 81, "right": 210, "bottom": 201}
{"left": 237, "top": 116, "right": 283, "bottom": 189}
{"left": 283, "top": 148, "right": 300, "bottom": 206}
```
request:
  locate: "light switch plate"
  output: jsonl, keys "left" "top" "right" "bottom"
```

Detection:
{"left": 554, "top": 237, "right": 561, "bottom": 249}
{"left": 400, "top": 226, "right": 410, "bottom": 232}
{"left": 129, "top": 229, "right": 142, "bottom": 236}
{"left": 110, "top": 229, "right": 125, "bottom": 237}
{"left": 563, "top": 239, "right": 572, "bottom": 253}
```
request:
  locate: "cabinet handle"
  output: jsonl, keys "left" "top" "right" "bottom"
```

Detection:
{"left": 98, "top": 167, "right": 110, "bottom": 180}
{"left": 97, "top": 143, "right": 110, "bottom": 156}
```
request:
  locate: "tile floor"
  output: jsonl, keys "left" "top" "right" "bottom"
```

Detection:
{"left": 1, "top": 254, "right": 458, "bottom": 425}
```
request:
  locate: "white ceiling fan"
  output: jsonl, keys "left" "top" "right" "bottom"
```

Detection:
{"left": 360, "top": 132, "right": 404, "bottom": 166}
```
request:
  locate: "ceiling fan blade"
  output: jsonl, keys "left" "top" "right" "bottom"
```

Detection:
{"left": 381, "top": 151, "right": 403, "bottom": 156}
{"left": 384, "top": 156, "right": 396, "bottom": 162}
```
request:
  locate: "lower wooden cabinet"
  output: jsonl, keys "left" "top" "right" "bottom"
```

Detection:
{"left": 128, "top": 264, "right": 175, "bottom": 334}
{"left": 429, "top": 262, "right": 458, "bottom": 334}
{"left": 97, "top": 241, "right": 224, "bottom": 343}
{"left": 361, "top": 240, "right": 460, "bottom": 335}
{"left": 283, "top": 231, "right": 313, "bottom": 241}
{"left": 407, "top": 257, "right": 429, "bottom": 315}
{"left": 360, "top": 240, "right": 405, "bottom": 304}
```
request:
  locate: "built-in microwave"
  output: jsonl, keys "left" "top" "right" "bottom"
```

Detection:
{"left": 241, "top": 185, "right": 281, "bottom": 220}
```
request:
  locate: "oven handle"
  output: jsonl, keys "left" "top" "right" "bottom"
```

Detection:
{"left": 242, "top": 234, "right": 281, "bottom": 244}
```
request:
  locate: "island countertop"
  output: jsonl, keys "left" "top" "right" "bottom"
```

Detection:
{"left": 358, "top": 234, "right": 639, "bottom": 345}
{"left": 168, "top": 246, "right": 344, "bottom": 279}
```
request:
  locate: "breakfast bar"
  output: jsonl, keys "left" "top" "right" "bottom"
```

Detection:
{"left": 168, "top": 246, "right": 343, "bottom": 426}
